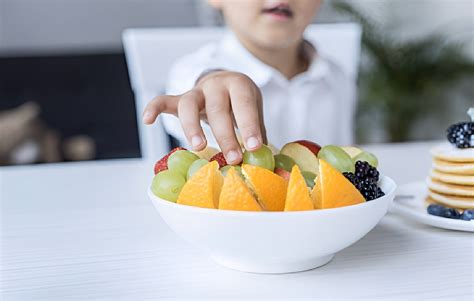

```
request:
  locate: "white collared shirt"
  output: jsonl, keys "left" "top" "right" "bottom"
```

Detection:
{"left": 163, "top": 33, "right": 356, "bottom": 149}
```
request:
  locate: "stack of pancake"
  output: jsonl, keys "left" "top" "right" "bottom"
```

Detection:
{"left": 427, "top": 143, "right": 474, "bottom": 210}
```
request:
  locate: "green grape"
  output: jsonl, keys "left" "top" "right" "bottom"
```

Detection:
{"left": 242, "top": 145, "right": 275, "bottom": 171}
{"left": 274, "top": 154, "right": 296, "bottom": 172}
{"left": 151, "top": 170, "right": 185, "bottom": 202}
{"left": 301, "top": 171, "right": 316, "bottom": 188}
{"left": 221, "top": 165, "right": 243, "bottom": 178}
{"left": 318, "top": 145, "right": 355, "bottom": 173}
{"left": 187, "top": 159, "right": 209, "bottom": 180}
{"left": 167, "top": 150, "right": 199, "bottom": 178}
{"left": 353, "top": 151, "right": 378, "bottom": 167}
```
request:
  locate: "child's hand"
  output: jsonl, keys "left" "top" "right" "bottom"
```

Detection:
{"left": 143, "top": 71, "right": 267, "bottom": 164}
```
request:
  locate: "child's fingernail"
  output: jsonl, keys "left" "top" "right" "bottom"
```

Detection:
{"left": 246, "top": 136, "right": 260, "bottom": 149}
{"left": 191, "top": 135, "right": 203, "bottom": 148}
{"left": 226, "top": 150, "right": 240, "bottom": 163}
{"left": 143, "top": 111, "right": 152, "bottom": 121}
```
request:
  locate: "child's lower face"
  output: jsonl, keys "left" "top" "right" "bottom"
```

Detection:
{"left": 210, "top": 0, "right": 322, "bottom": 49}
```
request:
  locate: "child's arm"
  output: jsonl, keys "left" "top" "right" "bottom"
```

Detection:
{"left": 143, "top": 70, "right": 266, "bottom": 165}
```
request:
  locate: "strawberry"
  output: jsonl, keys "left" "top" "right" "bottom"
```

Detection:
{"left": 274, "top": 167, "right": 290, "bottom": 181}
{"left": 154, "top": 147, "right": 186, "bottom": 174}
{"left": 210, "top": 152, "right": 228, "bottom": 168}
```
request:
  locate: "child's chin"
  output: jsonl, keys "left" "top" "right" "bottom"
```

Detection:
{"left": 254, "top": 28, "right": 302, "bottom": 48}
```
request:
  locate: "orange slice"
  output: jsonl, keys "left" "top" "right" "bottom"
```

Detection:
{"left": 312, "top": 159, "right": 365, "bottom": 209}
{"left": 311, "top": 175, "right": 322, "bottom": 209}
{"left": 241, "top": 164, "right": 288, "bottom": 211}
{"left": 218, "top": 167, "right": 262, "bottom": 211}
{"left": 284, "top": 165, "right": 314, "bottom": 211}
{"left": 177, "top": 160, "right": 223, "bottom": 209}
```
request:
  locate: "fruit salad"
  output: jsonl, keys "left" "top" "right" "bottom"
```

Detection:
{"left": 150, "top": 140, "right": 385, "bottom": 211}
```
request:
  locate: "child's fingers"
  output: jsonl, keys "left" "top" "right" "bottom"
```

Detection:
{"left": 142, "top": 95, "right": 179, "bottom": 124}
{"left": 255, "top": 94, "right": 268, "bottom": 145}
{"left": 177, "top": 90, "right": 207, "bottom": 151}
{"left": 228, "top": 80, "right": 263, "bottom": 151}
{"left": 204, "top": 89, "right": 242, "bottom": 165}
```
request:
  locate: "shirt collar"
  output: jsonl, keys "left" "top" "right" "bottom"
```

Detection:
{"left": 219, "top": 31, "right": 332, "bottom": 86}
{"left": 219, "top": 32, "right": 274, "bottom": 86}
{"left": 299, "top": 38, "right": 332, "bottom": 81}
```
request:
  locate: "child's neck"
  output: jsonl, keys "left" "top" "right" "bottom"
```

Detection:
{"left": 238, "top": 37, "right": 309, "bottom": 80}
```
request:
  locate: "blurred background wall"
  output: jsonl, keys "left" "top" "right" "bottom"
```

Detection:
{"left": 1, "top": 0, "right": 472, "bottom": 54}
{"left": 0, "top": 0, "right": 472, "bottom": 165}
{"left": 0, "top": 0, "right": 199, "bottom": 54}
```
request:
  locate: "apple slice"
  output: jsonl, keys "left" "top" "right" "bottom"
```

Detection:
{"left": 280, "top": 142, "right": 319, "bottom": 175}
{"left": 275, "top": 167, "right": 291, "bottom": 180}
{"left": 194, "top": 146, "right": 219, "bottom": 161}
{"left": 341, "top": 146, "right": 363, "bottom": 158}
{"left": 294, "top": 140, "right": 321, "bottom": 156}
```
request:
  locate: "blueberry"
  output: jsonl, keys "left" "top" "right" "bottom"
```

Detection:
{"left": 443, "top": 208, "right": 461, "bottom": 219}
{"left": 460, "top": 210, "right": 474, "bottom": 221}
{"left": 427, "top": 204, "right": 445, "bottom": 217}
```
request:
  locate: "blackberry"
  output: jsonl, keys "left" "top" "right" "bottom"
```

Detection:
{"left": 343, "top": 172, "right": 357, "bottom": 185}
{"left": 356, "top": 179, "right": 379, "bottom": 201}
{"left": 448, "top": 108, "right": 474, "bottom": 148}
{"left": 355, "top": 161, "right": 379, "bottom": 184}
{"left": 344, "top": 162, "right": 385, "bottom": 201}
{"left": 377, "top": 187, "right": 385, "bottom": 198}
{"left": 446, "top": 122, "right": 474, "bottom": 149}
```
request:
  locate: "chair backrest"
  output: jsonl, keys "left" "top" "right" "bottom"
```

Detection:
{"left": 122, "top": 23, "right": 361, "bottom": 160}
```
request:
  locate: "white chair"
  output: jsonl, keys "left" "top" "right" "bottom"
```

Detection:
{"left": 122, "top": 24, "right": 361, "bottom": 161}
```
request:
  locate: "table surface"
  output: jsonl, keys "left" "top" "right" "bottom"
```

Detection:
{"left": 1, "top": 141, "right": 473, "bottom": 300}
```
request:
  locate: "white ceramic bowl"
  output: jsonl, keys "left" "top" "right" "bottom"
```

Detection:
{"left": 148, "top": 176, "right": 396, "bottom": 274}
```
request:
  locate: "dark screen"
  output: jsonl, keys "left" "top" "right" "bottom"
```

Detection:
{"left": 0, "top": 52, "right": 141, "bottom": 162}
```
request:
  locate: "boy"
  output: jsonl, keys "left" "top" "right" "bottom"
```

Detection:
{"left": 143, "top": 0, "right": 356, "bottom": 165}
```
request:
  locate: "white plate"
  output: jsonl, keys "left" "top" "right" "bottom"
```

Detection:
{"left": 391, "top": 181, "right": 474, "bottom": 232}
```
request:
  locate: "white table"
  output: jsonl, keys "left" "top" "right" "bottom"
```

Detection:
{"left": 1, "top": 142, "right": 473, "bottom": 300}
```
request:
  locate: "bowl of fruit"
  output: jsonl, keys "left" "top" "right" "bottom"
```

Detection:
{"left": 148, "top": 141, "right": 396, "bottom": 273}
